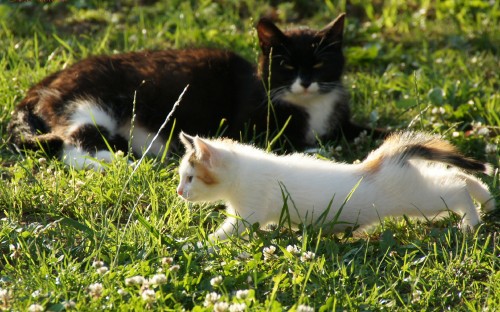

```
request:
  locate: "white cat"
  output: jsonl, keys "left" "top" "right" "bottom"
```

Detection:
{"left": 177, "top": 131, "right": 495, "bottom": 243}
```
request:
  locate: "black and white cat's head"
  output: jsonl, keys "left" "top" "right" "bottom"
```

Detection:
{"left": 177, "top": 132, "right": 230, "bottom": 202}
{"left": 257, "top": 13, "right": 346, "bottom": 106}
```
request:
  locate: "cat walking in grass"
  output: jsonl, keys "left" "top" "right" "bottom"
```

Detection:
{"left": 8, "top": 13, "right": 380, "bottom": 170}
{"left": 177, "top": 131, "right": 495, "bottom": 243}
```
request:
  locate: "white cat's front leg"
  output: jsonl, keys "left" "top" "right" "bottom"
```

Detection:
{"left": 208, "top": 216, "right": 249, "bottom": 243}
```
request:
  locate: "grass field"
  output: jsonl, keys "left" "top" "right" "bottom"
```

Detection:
{"left": 0, "top": 0, "right": 499, "bottom": 311}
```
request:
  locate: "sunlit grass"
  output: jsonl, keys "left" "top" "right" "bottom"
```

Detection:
{"left": 0, "top": 0, "right": 499, "bottom": 310}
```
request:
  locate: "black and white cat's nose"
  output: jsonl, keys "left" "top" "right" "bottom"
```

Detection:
{"left": 300, "top": 80, "right": 312, "bottom": 89}
{"left": 290, "top": 78, "right": 319, "bottom": 95}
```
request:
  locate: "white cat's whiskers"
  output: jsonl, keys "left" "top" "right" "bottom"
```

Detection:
{"left": 318, "top": 82, "right": 344, "bottom": 93}
{"left": 314, "top": 40, "right": 342, "bottom": 56}
{"left": 256, "top": 86, "right": 290, "bottom": 109}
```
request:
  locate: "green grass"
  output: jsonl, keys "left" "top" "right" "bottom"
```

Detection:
{"left": 1, "top": 0, "right": 499, "bottom": 311}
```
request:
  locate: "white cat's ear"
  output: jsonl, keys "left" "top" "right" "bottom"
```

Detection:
{"left": 257, "top": 18, "right": 287, "bottom": 52}
{"left": 179, "top": 132, "right": 195, "bottom": 151}
{"left": 193, "top": 137, "right": 219, "bottom": 167}
{"left": 319, "top": 13, "right": 345, "bottom": 41}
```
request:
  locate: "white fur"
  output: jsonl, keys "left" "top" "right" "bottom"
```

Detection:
{"left": 66, "top": 99, "right": 117, "bottom": 136}
{"left": 60, "top": 99, "right": 118, "bottom": 170}
{"left": 60, "top": 99, "right": 167, "bottom": 169}
{"left": 289, "top": 79, "right": 320, "bottom": 94}
{"left": 282, "top": 82, "right": 343, "bottom": 144}
{"left": 178, "top": 133, "right": 495, "bottom": 243}
{"left": 117, "top": 121, "right": 166, "bottom": 156}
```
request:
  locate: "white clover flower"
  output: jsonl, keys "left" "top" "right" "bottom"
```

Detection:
{"left": 88, "top": 283, "right": 103, "bottom": 299}
{"left": 431, "top": 107, "right": 445, "bottom": 115}
{"left": 169, "top": 264, "right": 180, "bottom": 272}
{"left": 204, "top": 292, "right": 221, "bottom": 307}
{"left": 9, "top": 243, "right": 21, "bottom": 260}
{"left": 452, "top": 131, "right": 460, "bottom": 138}
{"left": 0, "top": 287, "right": 13, "bottom": 304}
{"left": 27, "top": 303, "right": 44, "bottom": 312}
{"left": 74, "top": 180, "right": 85, "bottom": 188}
{"left": 31, "top": 290, "right": 41, "bottom": 298}
{"left": 300, "top": 251, "right": 316, "bottom": 262}
{"left": 161, "top": 257, "right": 174, "bottom": 266}
{"left": 125, "top": 275, "right": 146, "bottom": 286}
{"left": 485, "top": 143, "right": 498, "bottom": 154}
{"left": 262, "top": 245, "right": 277, "bottom": 261}
{"left": 353, "top": 130, "right": 368, "bottom": 146}
{"left": 96, "top": 266, "right": 109, "bottom": 275}
{"left": 210, "top": 275, "right": 223, "bottom": 287}
{"left": 477, "top": 127, "right": 490, "bottom": 136}
{"left": 229, "top": 303, "right": 247, "bottom": 312}
{"left": 92, "top": 260, "right": 105, "bottom": 268}
{"left": 149, "top": 273, "right": 167, "bottom": 285}
{"left": 213, "top": 301, "right": 229, "bottom": 312}
{"left": 62, "top": 300, "right": 76, "bottom": 309}
{"left": 117, "top": 289, "right": 128, "bottom": 296}
{"left": 141, "top": 289, "right": 156, "bottom": 303}
{"left": 286, "top": 244, "right": 301, "bottom": 255}
{"left": 235, "top": 289, "right": 249, "bottom": 300}
{"left": 297, "top": 304, "right": 314, "bottom": 312}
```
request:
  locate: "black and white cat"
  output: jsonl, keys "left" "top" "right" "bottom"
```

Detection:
{"left": 8, "top": 13, "right": 381, "bottom": 169}
{"left": 177, "top": 131, "right": 495, "bottom": 243}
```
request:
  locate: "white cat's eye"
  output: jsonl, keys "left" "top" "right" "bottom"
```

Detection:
{"left": 313, "top": 62, "right": 324, "bottom": 69}
{"left": 187, "top": 176, "right": 193, "bottom": 183}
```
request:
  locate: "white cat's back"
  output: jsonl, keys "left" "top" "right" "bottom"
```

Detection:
{"left": 232, "top": 149, "right": 366, "bottom": 224}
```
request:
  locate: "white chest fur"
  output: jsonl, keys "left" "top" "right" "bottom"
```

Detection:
{"left": 282, "top": 85, "right": 343, "bottom": 145}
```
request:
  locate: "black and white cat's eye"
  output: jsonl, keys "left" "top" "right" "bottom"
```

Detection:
{"left": 279, "top": 60, "right": 295, "bottom": 70}
{"left": 313, "top": 62, "right": 324, "bottom": 69}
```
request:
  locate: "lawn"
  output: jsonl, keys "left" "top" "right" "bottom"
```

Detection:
{"left": 0, "top": 0, "right": 499, "bottom": 311}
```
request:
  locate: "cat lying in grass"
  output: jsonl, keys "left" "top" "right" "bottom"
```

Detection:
{"left": 177, "top": 131, "right": 495, "bottom": 243}
{"left": 8, "top": 13, "right": 382, "bottom": 170}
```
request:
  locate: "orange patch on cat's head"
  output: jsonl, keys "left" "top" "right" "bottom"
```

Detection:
{"left": 188, "top": 155, "right": 218, "bottom": 185}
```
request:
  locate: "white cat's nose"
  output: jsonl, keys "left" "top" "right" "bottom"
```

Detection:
{"left": 177, "top": 187, "right": 183, "bottom": 196}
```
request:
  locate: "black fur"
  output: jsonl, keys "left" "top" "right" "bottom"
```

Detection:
{"left": 8, "top": 14, "right": 384, "bottom": 160}
{"left": 401, "top": 145, "right": 486, "bottom": 172}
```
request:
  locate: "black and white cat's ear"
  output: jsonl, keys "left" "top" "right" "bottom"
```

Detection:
{"left": 318, "top": 13, "right": 346, "bottom": 42}
{"left": 179, "top": 132, "right": 196, "bottom": 151}
{"left": 256, "top": 18, "right": 288, "bottom": 53}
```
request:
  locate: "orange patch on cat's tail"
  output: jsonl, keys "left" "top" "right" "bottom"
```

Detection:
{"left": 362, "top": 131, "right": 489, "bottom": 174}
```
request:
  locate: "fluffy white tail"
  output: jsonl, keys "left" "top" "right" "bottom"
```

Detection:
{"left": 367, "top": 131, "right": 490, "bottom": 173}
{"left": 364, "top": 131, "right": 495, "bottom": 213}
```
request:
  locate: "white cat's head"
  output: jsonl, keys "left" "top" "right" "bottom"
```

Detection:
{"left": 177, "top": 132, "right": 230, "bottom": 202}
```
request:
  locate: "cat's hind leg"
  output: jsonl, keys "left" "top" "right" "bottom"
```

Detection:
{"left": 445, "top": 187, "right": 481, "bottom": 229}
{"left": 62, "top": 99, "right": 130, "bottom": 170}
{"left": 462, "top": 173, "right": 495, "bottom": 212}
{"left": 63, "top": 124, "right": 128, "bottom": 170}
